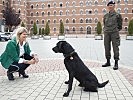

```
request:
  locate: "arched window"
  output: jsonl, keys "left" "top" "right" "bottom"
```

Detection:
{"left": 124, "top": 18, "right": 128, "bottom": 22}
{"left": 80, "top": 1, "right": 84, "bottom": 6}
{"left": 48, "top": 4, "right": 50, "bottom": 8}
{"left": 89, "top": 18, "right": 92, "bottom": 23}
{"left": 36, "top": 4, "right": 39, "bottom": 9}
{"left": 54, "top": 11, "right": 56, "bottom": 16}
{"left": 80, "top": 10, "right": 83, "bottom": 15}
{"left": 53, "top": 20, "right": 56, "bottom": 23}
{"left": 31, "top": 13, "right": 33, "bottom": 16}
{"left": 72, "top": 1, "right": 76, "bottom": 7}
{"left": 31, "top": 5, "right": 33, "bottom": 9}
{"left": 102, "top": 0, "right": 106, "bottom": 5}
{"left": 86, "top": 10, "right": 89, "bottom": 15}
{"left": 89, "top": 10, "right": 92, "bottom": 14}
{"left": 60, "top": 11, "right": 63, "bottom": 15}
{"left": 36, "top": 12, "right": 39, "bottom": 16}
{"left": 18, "top": 9, "right": 21, "bottom": 13}
{"left": 53, "top": 2, "right": 56, "bottom": 7}
{"left": 94, "top": 9, "right": 98, "bottom": 14}
{"left": 94, "top": 18, "right": 98, "bottom": 23}
{"left": 54, "top": 28, "right": 56, "bottom": 32}
{"left": 124, "top": 8, "right": 128, "bottom": 13}
{"left": 60, "top": 3, "right": 63, "bottom": 7}
{"left": 48, "top": 20, "right": 50, "bottom": 23}
{"left": 66, "top": 10, "right": 69, "bottom": 15}
{"left": 31, "top": 21, "right": 33, "bottom": 24}
{"left": 94, "top": 0, "right": 98, "bottom": 5}
{"left": 42, "top": 4, "right": 45, "bottom": 8}
{"left": 42, "top": 20, "right": 44, "bottom": 24}
{"left": 73, "top": 27, "right": 76, "bottom": 32}
{"left": 86, "top": 19, "right": 89, "bottom": 23}
{"left": 86, "top": 1, "right": 89, "bottom": 6}
{"left": 42, "top": 12, "right": 44, "bottom": 16}
{"left": 48, "top": 12, "right": 50, "bottom": 16}
{"left": 80, "top": 19, "right": 83, "bottom": 23}
{"left": 66, "top": 19, "right": 69, "bottom": 23}
{"left": 73, "top": 19, "right": 76, "bottom": 23}
{"left": 66, "top": 2, "right": 69, "bottom": 7}
{"left": 36, "top": 20, "right": 39, "bottom": 24}
{"left": 72, "top": 10, "right": 76, "bottom": 15}
{"left": 103, "top": 9, "right": 106, "bottom": 14}
{"left": 124, "top": 27, "right": 128, "bottom": 31}
{"left": 117, "top": 8, "right": 121, "bottom": 13}
{"left": 80, "top": 27, "right": 83, "bottom": 32}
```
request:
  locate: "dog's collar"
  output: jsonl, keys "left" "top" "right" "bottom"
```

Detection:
{"left": 64, "top": 51, "right": 76, "bottom": 59}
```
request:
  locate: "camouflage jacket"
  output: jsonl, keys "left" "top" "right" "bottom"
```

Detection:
{"left": 103, "top": 11, "right": 122, "bottom": 33}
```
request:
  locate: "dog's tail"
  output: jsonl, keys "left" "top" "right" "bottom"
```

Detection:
{"left": 98, "top": 80, "right": 109, "bottom": 88}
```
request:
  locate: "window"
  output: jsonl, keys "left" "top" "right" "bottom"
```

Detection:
{"left": 103, "top": 9, "right": 106, "bottom": 14}
{"left": 102, "top": 0, "right": 106, "bottom": 5}
{"left": 94, "top": 9, "right": 98, "bottom": 14}
{"left": 89, "top": 1, "right": 92, "bottom": 5}
{"left": 124, "top": 0, "right": 128, "bottom": 4}
{"left": 94, "top": 18, "right": 98, "bottom": 23}
{"left": 66, "top": 2, "right": 69, "bottom": 7}
{"left": 42, "top": 12, "right": 44, "bottom": 16}
{"left": 31, "top": 5, "right": 33, "bottom": 9}
{"left": 36, "top": 12, "right": 39, "bottom": 16}
{"left": 31, "top": 21, "right": 33, "bottom": 24}
{"left": 124, "top": 18, "right": 128, "bottom": 22}
{"left": 54, "top": 20, "right": 56, "bottom": 23}
{"left": 80, "top": 1, "right": 84, "bottom": 6}
{"left": 48, "top": 4, "right": 50, "bottom": 8}
{"left": 72, "top": 10, "right": 76, "bottom": 15}
{"left": 80, "top": 27, "right": 83, "bottom": 32}
{"left": 60, "top": 19, "right": 63, "bottom": 22}
{"left": 124, "top": 8, "right": 128, "bottom": 13}
{"left": 89, "top": 18, "right": 92, "bottom": 23}
{"left": 66, "top": 10, "right": 69, "bottom": 15}
{"left": 94, "top": 0, "right": 98, "bottom": 5}
{"left": 54, "top": 11, "right": 56, "bottom": 16}
{"left": 72, "top": 1, "right": 76, "bottom": 7}
{"left": 48, "top": 20, "right": 50, "bottom": 23}
{"left": 117, "top": 8, "right": 121, "bottom": 13}
{"left": 36, "top": 20, "right": 39, "bottom": 24}
{"left": 66, "top": 19, "right": 69, "bottom": 23}
{"left": 80, "top": 10, "right": 83, "bottom": 15}
{"left": 86, "top": 1, "right": 89, "bottom": 6}
{"left": 132, "top": 9, "right": 133, "bottom": 13}
{"left": 80, "top": 19, "right": 83, "bottom": 23}
{"left": 89, "top": 10, "right": 92, "bottom": 14}
{"left": 73, "top": 19, "right": 76, "bottom": 23}
{"left": 124, "top": 27, "right": 128, "bottom": 31}
{"left": 86, "top": 19, "right": 89, "bottom": 23}
{"left": 48, "top": 12, "right": 50, "bottom": 16}
{"left": 73, "top": 27, "right": 76, "bottom": 32}
{"left": 117, "top": 0, "right": 121, "bottom": 4}
{"left": 2, "top": 1, "right": 5, "bottom": 5}
{"left": 86, "top": 10, "right": 89, "bottom": 15}
{"left": 53, "top": 2, "right": 56, "bottom": 7}
{"left": 60, "top": 11, "right": 63, "bottom": 15}
{"left": 42, "top": 4, "right": 45, "bottom": 8}
{"left": 60, "top": 3, "right": 63, "bottom": 7}
{"left": 54, "top": 28, "right": 56, "bottom": 32}
{"left": 31, "top": 13, "right": 33, "bottom": 16}
{"left": 42, "top": 20, "right": 44, "bottom": 24}
{"left": 36, "top": 4, "right": 39, "bottom": 9}
{"left": 18, "top": 9, "right": 21, "bottom": 13}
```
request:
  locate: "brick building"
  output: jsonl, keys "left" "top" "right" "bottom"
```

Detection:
{"left": 0, "top": 0, "right": 133, "bottom": 35}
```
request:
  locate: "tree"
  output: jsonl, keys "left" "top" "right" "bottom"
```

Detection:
{"left": 128, "top": 19, "right": 133, "bottom": 35}
{"left": 1, "top": 0, "right": 21, "bottom": 31}
{"left": 39, "top": 28, "right": 42, "bottom": 35}
{"left": 21, "top": 21, "right": 25, "bottom": 27}
{"left": 96, "top": 21, "right": 102, "bottom": 35}
{"left": 44, "top": 22, "right": 50, "bottom": 35}
{"left": 42, "top": 28, "right": 45, "bottom": 35}
{"left": 33, "top": 22, "right": 38, "bottom": 35}
{"left": 59, "top": 21, "right": 64, "bottom": 35}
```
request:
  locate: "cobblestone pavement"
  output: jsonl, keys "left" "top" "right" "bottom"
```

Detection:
{"left": 0, "top": 59, "right": 133, "bottom": 100}
{"left": 0, "top": 37, "right": 133, "bottom": 100}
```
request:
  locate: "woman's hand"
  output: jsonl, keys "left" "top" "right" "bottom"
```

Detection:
{"left": 27, "top": 59, "right": 36, "bottom": 64}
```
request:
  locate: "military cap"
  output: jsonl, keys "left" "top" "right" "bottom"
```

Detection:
{"left": 107, "top": 1, "right": 115, "bottom": 6}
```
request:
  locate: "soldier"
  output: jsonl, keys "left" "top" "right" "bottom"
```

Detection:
{"left": 102, "top": 1, "right": 123, "bottom": 70}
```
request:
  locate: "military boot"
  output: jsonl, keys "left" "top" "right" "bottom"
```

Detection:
{"left": 102, "top": 59, "right": 111, "bottom": 67}
{"left": 7, "top": 71, "right": 14, "bottom": 80}
{"left": 113, "top": 60, "right": 118, "bottom": 70}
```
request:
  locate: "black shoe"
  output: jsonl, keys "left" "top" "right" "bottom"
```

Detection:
{"left": 19, "top": 71, "right": 29, "bottom": 78}
{"left": 102, "top": 63, "right": 111, "bottom": 67}
{"left": 7, "top": 71, "right": 14, "bottom": 80}
{"left": 113, "top": 64, "right": 118, "bottom": 70}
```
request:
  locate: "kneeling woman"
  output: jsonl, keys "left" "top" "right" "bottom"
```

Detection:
{"left": 0, "top": 27, "right": 39, "bottom": 80}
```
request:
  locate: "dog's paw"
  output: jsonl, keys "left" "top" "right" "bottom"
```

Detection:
{"left": 63, "top": 92, "right": 69, "bottom": 97}
{"left": 65, "top": 81, "right": 69, "bottom": 84}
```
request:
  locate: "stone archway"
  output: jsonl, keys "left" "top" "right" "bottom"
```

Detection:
{"left": 87, "top": 26, "right": 91, "bottom": 34}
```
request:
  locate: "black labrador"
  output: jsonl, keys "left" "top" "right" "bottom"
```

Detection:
{"left": 52, "top": 41, "right": 109, "bottom": 97}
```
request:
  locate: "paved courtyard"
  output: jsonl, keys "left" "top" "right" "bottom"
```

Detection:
{"left": 0, "top": 36, "right": 133, "bottom": 100}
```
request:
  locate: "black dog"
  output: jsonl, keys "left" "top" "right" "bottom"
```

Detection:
{"left": 52, "top": 41, "right": 109, "bottom": 97}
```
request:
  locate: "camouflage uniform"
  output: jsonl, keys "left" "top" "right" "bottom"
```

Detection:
{"left": 103, "top": 11, "right": 122, "bottom": 60}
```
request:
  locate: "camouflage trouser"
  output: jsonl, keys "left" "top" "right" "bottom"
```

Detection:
{"left": 104, "top": 32, "right": 120, "bottom": 60}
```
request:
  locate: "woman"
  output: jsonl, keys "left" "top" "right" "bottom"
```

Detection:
{"left": 0, "top": 27, "right": 39, "bottom": 80}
